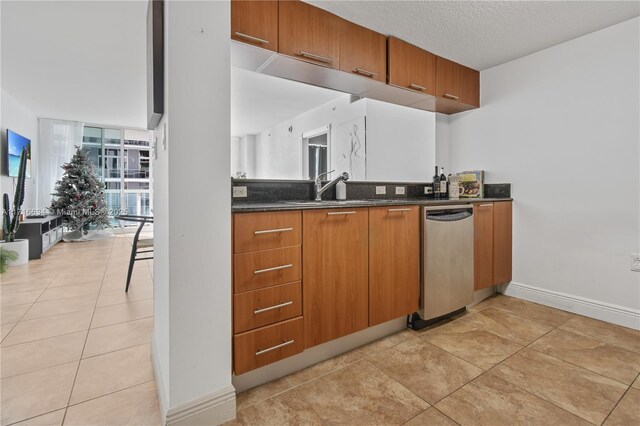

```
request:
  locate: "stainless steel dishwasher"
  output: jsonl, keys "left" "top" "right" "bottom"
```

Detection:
{"left": 422, "top": 205, "right": 474, "bottom": 322}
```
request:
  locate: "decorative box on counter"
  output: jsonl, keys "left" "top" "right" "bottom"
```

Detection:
{"left": 457, "top": 170, "right": 485, "bottom": 198}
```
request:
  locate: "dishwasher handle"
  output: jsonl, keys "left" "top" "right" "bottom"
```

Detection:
{"left": 425, "top": 210, "right": 472, "bottom": 222}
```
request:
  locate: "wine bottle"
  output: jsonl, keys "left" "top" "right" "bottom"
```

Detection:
{"left": 433, "top": 166, "right": 440, "bottom": 200}
{"left": 439, "top": 167, "right": 447, "bottom": 199}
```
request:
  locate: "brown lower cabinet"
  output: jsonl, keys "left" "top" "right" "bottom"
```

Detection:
{"left": 302, "top": 208, "right": 369, "bottom": 348}
{"left": 474, "top": 201, "right": 513, "bottom": 289}
{"left": 368, "top": 206, "right": 420, "bottom": 326}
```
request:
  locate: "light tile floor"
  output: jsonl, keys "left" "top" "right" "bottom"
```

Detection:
{"left": 1, "top": 235, "right": 160, "bottom": 426}
{"left": 230, "top": 296, "right": 640, "bottom": 426}
{"left": 3, "top": 237, "right": 640, "bottom": 426}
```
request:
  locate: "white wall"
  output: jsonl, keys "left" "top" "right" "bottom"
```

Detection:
{"left": 152, "top": 1, "right": 234, "bottom": 424}
{"left": 0, "top": 89, "right": 38, "bottom": 210}
{"left": 365, "top": 99, "right": 435, "bottom": 182}
{"left": 448, "top": 18, "right": 640, "bottom": 326}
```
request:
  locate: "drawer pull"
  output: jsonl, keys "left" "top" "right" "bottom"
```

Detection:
{"left": 409, "top": 83, "right": 426, "bottom": 91}
{"left": 353, "top": 68, "right": 378, "bottom": 77}
{"left": 254, "top": 301, "right": 294, "bottom": 314}
{"left": 327, "top": 211, "right": 356, "bottom": 216}
{"left": 256, "top": 339, "right": 295, "bottom": 356}
{"left": 443, "top": 93, "right": 459, "bottom": 101}
{"left": 254, "top": 227, "right": 294, "bottom": 235}
{"left": 388, "top": 208, "right": 411, "bottom": 212}
{"left": 254, "top": 264, "right": 293, "bottom": 275}
{"left": 479, "top": 203, "right": 493, "bottom": 207}
{"left": 234, "top": 32, "right": 269, "bottom": 45}
{"left": 298, "top": 50, "right": 333, "bottom": 64}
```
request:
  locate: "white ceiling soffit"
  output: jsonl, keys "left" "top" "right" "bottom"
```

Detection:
{"left": 1, "top": 1, "right": 147, "bottom": 128}
{"left": 231, "top": 68, "right": 347, "bottom": 137}
{"left": 307, "top": 0, "right": 640, "bottom": 71}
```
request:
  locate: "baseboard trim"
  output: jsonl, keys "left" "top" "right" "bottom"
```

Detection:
{"left": 166, "top": 385, "right": 236, "bottom": 426}
{"left": 151, "top": 335, "right": 168, "bottom": 422}
{"left": 500, "top": 281, "right": 640, "bottom": 330}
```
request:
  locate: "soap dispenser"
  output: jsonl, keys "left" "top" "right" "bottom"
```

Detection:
{"left": 336, "top": 180, "right": 347, "bottom": 200}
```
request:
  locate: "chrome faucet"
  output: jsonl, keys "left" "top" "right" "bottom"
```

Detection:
{"left": 314, "top": 170, "right": 349, "bottom": 201}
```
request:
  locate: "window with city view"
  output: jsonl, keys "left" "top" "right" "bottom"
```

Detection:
{"left": 82, "top": 126, "right": 152, "bottom": 225}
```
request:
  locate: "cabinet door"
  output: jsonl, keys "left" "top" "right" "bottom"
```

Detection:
{"left": 369, "top": 206, "right": 420, "bottom": 326}
{"left": 493, "top": 201, "right": 512, "bottom": 285}
{"left": 279, "top": 0, "right": 340, "bottom": 68}
{"left": 474, "top": 203, "right": 494, "bottom": 290}
{"left": 459, "top": 65, "right": 480, "bottom": 107}
{"left": 388, "top": 36, "right": 436, "bottom": 95}
{"left": 339, "top": 21, "right": 386, "bottom": 82}
{"left": 303, "top": 208, "right": 368, "bottom": 348}
{"left": 435, "top": 56, "right": 461, "bottom": 101}
{"left": 231, "top": 0, "right": 278, "bottom": 52}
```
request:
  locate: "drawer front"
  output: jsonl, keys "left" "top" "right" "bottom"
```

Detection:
{"left": 234, "top": 317, "right": 304, "bottom": 375}
{"left": 234, "top": 281, "right": 302, "bottom": 333}
{"left": 234, "top": 211, "right": 302, "bottom": 254}
{"left": 234, "top": 246, "right": 301, "bottom": 293}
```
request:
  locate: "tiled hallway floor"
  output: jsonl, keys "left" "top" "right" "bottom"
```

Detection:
{"left": 2, "top": 238, "right": 640, "bottom": 426}
{"left": 1, "top": 236, "right": 160, "bottom": 426}
{"left": 230, "top": 296, "right": 640, "bottom": 426}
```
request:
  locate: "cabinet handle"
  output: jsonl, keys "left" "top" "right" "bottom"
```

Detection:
{"left": 254, "top": 227, "right": 293, "bottom": 235}
{"left": 254, "top": 264, "right": 293, "bottom": 274}
{"left": 478, "top": 203, "right": 493, "bottom": 207}
{"left": 444, "top": 93, "right": 459, "bottom": 101}
{"left": 327, "top": 211, "right": 356, "bottom": 216}
{"left": 388, "top": 208, "right": 411, "bottom": 212}
{"left": 255, "top": 339, "right": 295, "bottom": 356}
{"left": 254, "top": 301, "right": 294, "bottom": 314}
{"left": 234, "top": 32, "right": 269, "bottom": 45}
{"left": 353, "top": 68, "right": 378, "bottom": 78}
{"left": 409, "top": 83, "right": 426, "bottom": 91}
{"left": 298, "top": 50, "right": 333, "bottom": 64}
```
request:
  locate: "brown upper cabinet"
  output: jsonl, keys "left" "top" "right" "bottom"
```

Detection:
{"left": 436, "top": 57, "right": 480, "bottom": 111}
{"left": 339, "top": 21, "right": 386, "bottom": 82}
{"left": 459, "top": 64, "right": 480, "bottom": 107}
{"left": 278, "top": 0, "right": 341, "bottom": 68}
{"left": 231, "top": 0, "right": 279, "bottom": 52}
{"left": 387, "top": 36, "right": 436, "bottom": 95}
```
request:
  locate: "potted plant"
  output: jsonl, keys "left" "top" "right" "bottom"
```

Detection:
{"left": 1, "top": 148, "right": 29, "bottom": 266}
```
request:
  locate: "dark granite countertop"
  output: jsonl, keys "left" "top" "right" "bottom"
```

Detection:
{"left": 232, "top": 198, "right": 513, "bottom": 213}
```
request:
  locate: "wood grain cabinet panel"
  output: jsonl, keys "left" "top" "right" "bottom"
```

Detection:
{"left": 474, "top": 203, "right": 494, "bottom": 290}
{"left": 302, "top": 208, "right": 368, "bottom": 348}
{"left": 387, "top": 36, "right": 436, "bottom": 95}
{"left": 339, "top": 20, "right": 386, "bottom": 82}
{"left": 234, "top": 246, "right": 301, "bottom": 293}
{"left": 278, "top": 0, "right": 340, "bottom": 68}
{"left": 436, "top": 56, "right": 461, "bottom": 101}
{"left": 231, "top": 0, "right": 279, "bottom": 52}
{"left": 459, "top": 64, "right": 480, "bottom": 107}
{"left": 233, "top": 210, "right": 301, "bottom": 254}
{"left": 493, "top": 201, "right": 512, "bottom": 285}
{"left": 368, "top": 206, "right": 420, "bottom": 326}
{"left": 234, "top": 317, "right": 303, "bottom": 374}
{"left": 234, "top": 281, "right": 302, "bottom": 333}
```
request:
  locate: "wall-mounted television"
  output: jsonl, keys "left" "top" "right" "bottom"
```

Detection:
{"left": 146, "top": 0, "right": 164, "bottom": 130}
{"left": 7, "top": 129, "right": 31, "bottom": 178}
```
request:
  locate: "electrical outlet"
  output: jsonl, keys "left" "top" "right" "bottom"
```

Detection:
{"left": 424, "top": 186, "right": 433, "bottom": 194}
{"left": 232, "top": 186, "right": 247, "bottom": 198}
{"left": 631, "top": 254, "right": 640, "bottom": 272}
{"left": 395, "top": 186, "right": 406, "bottom": 195}
{"left": 376, "top": 186, "right": 386, "bottom": 195}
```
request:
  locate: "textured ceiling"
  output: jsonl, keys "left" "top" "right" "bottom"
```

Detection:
{"left": 307, "top": 0, "right": 640, "bottom": 70}
{"left": 232, "top": 68, "right": 346, "bottom": 137}
{"left": 1, "top": 1, "right": 147, "bottom": 128}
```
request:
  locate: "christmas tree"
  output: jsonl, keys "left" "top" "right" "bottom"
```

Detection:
{"left": 51, "top": 147, "right": 110, "bottom": 234}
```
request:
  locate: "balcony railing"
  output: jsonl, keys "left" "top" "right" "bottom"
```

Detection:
{"left": 103, "top": 169, "right": 150, "bottom": 179}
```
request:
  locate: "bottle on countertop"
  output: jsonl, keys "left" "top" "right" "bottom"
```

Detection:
{"left": 440, "top": 167, "right": 448, "bottom": 199}
{"left": 433, "top": 166, "right": 440, "bottom": 200}
{"left": 336, "top": 180, "right": 346, "bottom": 200}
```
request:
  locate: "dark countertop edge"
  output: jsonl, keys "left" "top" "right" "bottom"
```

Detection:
{"left": 231, "top": 198, "right": 513, "bottom": 213}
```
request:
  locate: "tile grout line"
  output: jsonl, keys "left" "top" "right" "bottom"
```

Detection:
{"left": 601, "top": 383, "right": 635, "bottom": 425}
{"left": 61, "top": 237, "right": 115, "bottom": 426}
